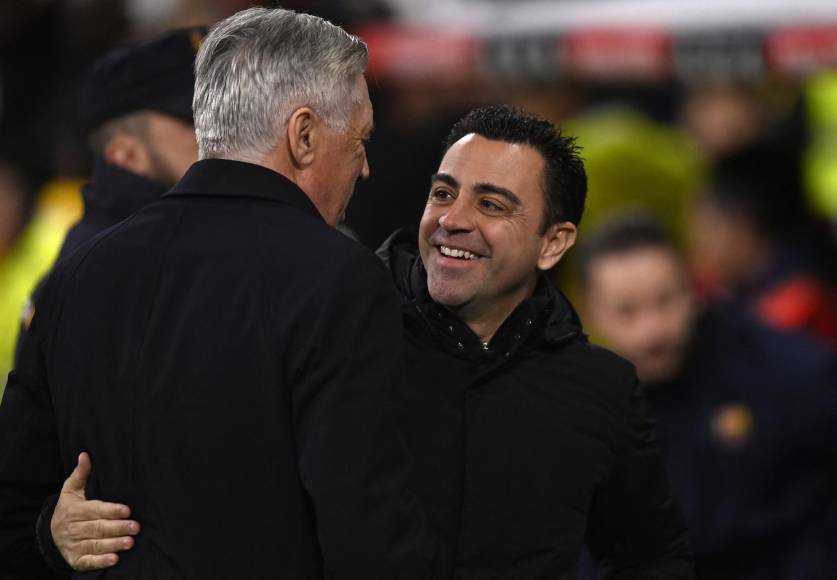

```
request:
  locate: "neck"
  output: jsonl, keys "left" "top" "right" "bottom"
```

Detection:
{"left": 457, "top": 309, "right": 510, "bottom": 344}
{"left": 451, "top": 285, "right": 537, "bottom": 344}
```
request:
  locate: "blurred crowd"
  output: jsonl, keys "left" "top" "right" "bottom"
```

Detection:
{"left": 1, "top": 1, "right": 836, "bottom": 578}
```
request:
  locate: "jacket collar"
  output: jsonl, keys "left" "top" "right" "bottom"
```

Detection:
{"left": 378, "top": 227, "right": 584, "bottom": 361}
{"left": 84, "top": 159, "right": 167, "bottom": 222}
{"left": 163, "top": 159, "right": 324, "bottom": 221}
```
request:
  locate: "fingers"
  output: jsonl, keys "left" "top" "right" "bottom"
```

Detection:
{"left": 70, "top": 536, "right": 135, "bottom": 571}
{"left": 69, "top": 518, "right": 140, "bottom": 540}
{"left": 78, "top": 536, "right": 135, "bottom": 556}
{"left": 68, "top": 499, "right": 132, "bottom": 521}
{"left": 74, "top": 552, "right": 120, "bottom": 572}
{"left": 62, "top": 452, "right": 92, "bottom": 495}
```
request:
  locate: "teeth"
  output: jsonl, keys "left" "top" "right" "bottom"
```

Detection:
{"left": 440, "top": 245, "right": 478, "bottom": 260}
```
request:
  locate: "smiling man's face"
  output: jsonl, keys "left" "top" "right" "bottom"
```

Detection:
{"left": 418, "top": 134, "right": 555, "bottom": 321}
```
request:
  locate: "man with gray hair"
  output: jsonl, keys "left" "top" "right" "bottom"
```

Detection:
{"left": 0, "top": 7, "right": 433, "bottom": 579}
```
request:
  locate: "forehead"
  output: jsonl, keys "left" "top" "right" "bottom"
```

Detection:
{"left": 438, "top": 134, "right": 545, "bottom": 196}
{"left": 589, "top": 247, "right": 683, "bottom": 299}
{"left": 351, "top": 76, "right": 373, "bottom": 132}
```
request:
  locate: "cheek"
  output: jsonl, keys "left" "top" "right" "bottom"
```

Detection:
{"left": 176, "top": 136, "right": 199, "bottom": 167}
{"left": 490, "top": 228, "right": 540, "bottom": 269}
{"left": 605, "top": 318, "right": 637, "bottom": 350}
{"left": 156, "top": 130, "right": 197, "bottom": 171}
{"left": 418, "top": 205, "right": 439, "bottom": 238}
{"left": 417, "top": 214, "right": 436, "bottom": 263}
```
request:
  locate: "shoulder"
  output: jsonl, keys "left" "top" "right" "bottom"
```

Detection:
{"left": 309, "top": 224, "right": 391, "bottom": 284}
{"left": 557, "top": 338, "right": 637, "bottom": 400}
{"left": 269, "top": 222, "right": 398, "bottom": 312}
{"left": 703, "top": 302, "right": 835, "bottom": 386}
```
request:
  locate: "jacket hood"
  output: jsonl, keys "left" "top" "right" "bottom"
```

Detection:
{"left": 377, "top": 227, "right": 585, "bottom": 355}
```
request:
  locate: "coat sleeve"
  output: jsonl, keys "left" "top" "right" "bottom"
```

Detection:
{"left": 291, "top": 252, "right": 435, "bottom": 579}
{"left": 0, "top": 291, "right": 68, "bottom": 578}
{"left": 585, "top": 376, "right": 695, "bottom": 580}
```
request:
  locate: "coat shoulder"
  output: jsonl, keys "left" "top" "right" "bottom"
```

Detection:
{"left": 555, "top": 338, "right": 639, "bottom": 405}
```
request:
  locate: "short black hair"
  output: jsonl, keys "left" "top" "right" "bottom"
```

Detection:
{"left": 443, "top": 105, "right": 587, "bottom": 231}
{"left": 578, "top": 213, "right": 678, "bottom": 287}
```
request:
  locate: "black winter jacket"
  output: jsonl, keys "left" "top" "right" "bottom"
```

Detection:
{"left": 379, "top": 229, "right": 694, "bottom": 580}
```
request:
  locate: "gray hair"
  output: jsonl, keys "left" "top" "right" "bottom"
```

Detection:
{"left": 193, "top": 7, "right": 368, "bottom": 161}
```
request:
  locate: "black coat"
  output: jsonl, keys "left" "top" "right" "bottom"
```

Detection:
{"left": 59, "top": 160, "right": 167, "bottom": 263}
{"left": 0, "top": 160, "right": 434, "bottom": 579}
{"left": 379, "top": 230, "right": 694, "bottom": 580}
{"left": 13, "top": 161, "right": 167, "bottom": 371}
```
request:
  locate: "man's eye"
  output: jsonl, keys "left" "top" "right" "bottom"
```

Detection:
{"left": 479, "top": 199, "right": 503, "bottom": 212}
{"left": 430, "top": 189, "right": 453, "bottom": 200}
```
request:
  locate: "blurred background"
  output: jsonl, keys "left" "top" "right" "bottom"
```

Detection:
{"left": 1, "top": 1, "right": 836, "bottom": 576}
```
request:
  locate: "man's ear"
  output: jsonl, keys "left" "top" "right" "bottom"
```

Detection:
{"left": 537, "top": 221, "right": 577, "bottom": 271}
{"left": 287, "top": 107, "right": 319, "bottom": 168}
{"left": 103, "top": 134, "right": 150, "bottom": 177}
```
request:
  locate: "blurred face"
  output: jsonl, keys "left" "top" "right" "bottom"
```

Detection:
{"left": 585, "top": 247, "right": 696, "bottom": 384}
{"left": 419, "top": 135, "right": 558, "bottom": 325}
{"left": 309, "top": 77, "right": 373, "bottom": 225}
{"left": 690, "top": 198, "right": 765, "bottom": 292}
{"left": 144, "top": 113, "right": 198, "bottom": 187}
{"left": 681, "top": 85, "right": 759, "bottom": 156}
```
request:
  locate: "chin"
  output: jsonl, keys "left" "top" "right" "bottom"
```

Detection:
{"left": 427, "top": 283, "right": 468, "bottom": 309}
{"left": 639, "top": 360, "right": 680, "bottom": 385}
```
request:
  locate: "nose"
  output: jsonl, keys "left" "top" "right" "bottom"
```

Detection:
{"left": 439, "top": 197, "right": 473, "bottom": 232}
{"left": 634, "top": 308, "right": 670, "bottom": 345}
{"left": 359, "top": 153, "right": 370, "bottom": 182}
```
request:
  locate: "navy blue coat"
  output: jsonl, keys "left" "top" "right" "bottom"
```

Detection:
{"left": 646, "top": 304, "right": 837, "bottom": 580}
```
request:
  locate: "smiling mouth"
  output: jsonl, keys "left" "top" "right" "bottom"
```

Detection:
{"left": 439, "top": 245, "right": 480, "bottom": 261}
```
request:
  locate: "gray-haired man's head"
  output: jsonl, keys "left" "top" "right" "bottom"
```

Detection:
{"left": 194, "top": 7, "right": 368, "bottom": 161}
{"left": 192, "top": 8, "right": 374, "bottom": 226}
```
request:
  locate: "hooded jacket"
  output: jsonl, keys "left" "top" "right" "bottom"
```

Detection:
{"left": 379, "top": 228, "right": 694, "bottom": 580}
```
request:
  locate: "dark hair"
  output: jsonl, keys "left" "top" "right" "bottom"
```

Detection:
{"left": 443, "top": 105, "right": 587, "bottom": 231}
{"left": 578, "top": 213, "right": 678, "bottom": 286}
{"left": 706, "top": 142, "right": 806, "bottom": 237}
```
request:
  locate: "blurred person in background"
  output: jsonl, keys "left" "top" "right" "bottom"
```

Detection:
{"left": 691, "top": 143, "right": 837, "bottom": 347}
{"left": 51, "top": 26, "right": 203, "bottom": 265}
{"left": 680, "top": 84, "right": 764, "bottom": 159}
{"left": 0, "top": 160, "right": 65, "bottom": 399}
{"left": 580, "top": 213, "right": 837, "bottom": 580}
{"left": 7, "top": 26, "right": 205, "bottom": 399}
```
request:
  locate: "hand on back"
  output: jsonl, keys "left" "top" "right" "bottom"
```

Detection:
{"left": 51, "top": 452, "right": 140, "bottom": 571}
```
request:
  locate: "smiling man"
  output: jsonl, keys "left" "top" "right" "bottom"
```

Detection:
{"left": 381, "top": 106, "right": 694, "bottom": 578}
{"left": 44, "top": 106, "right": 693, "bottom": 579}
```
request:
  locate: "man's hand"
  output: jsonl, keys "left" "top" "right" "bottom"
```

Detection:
{"left": 50, "top": 452, "right": 140, "bottom": 571}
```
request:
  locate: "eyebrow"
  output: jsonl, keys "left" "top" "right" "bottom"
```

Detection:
{"left": 473, "top": 182, "right": 522, "bottom": 206}
{"left": 431, "top": 173, "right": 522, "bottom": 206}
{"left": 430, "top": 172, "right": 459, "bottom": 190}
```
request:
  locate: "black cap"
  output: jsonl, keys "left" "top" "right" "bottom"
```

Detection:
{"left": 80, "top": 26, "right": 207, "bottom": 135}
